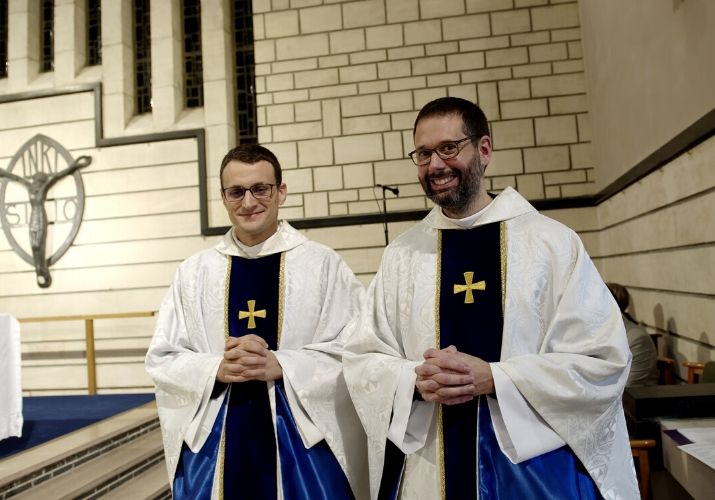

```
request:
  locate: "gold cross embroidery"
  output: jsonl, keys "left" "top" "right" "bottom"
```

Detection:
{"left": 453, "top": 271, "right": 486, "bottom": 304}
{"left": 238, "top": 300, "right": 266, "bottom": 329}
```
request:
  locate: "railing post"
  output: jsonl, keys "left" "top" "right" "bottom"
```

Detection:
{"left": 85, "top": 319, "right": 97, "bottom": 395}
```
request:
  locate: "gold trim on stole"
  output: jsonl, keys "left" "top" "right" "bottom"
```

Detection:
{"left": 218, "top": 256, "right": 232, "bottom": 500}
{"left": 435, "top": 230, "right": 446, "bottom": 500}
{"left": 277, "top": 252, "right": 285, "bottom": 347}
{"left": 500, "top": 222, "right": 506, "bottom": 314}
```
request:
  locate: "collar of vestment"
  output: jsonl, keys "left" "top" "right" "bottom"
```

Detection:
{"left": 215, "top": 220, "right": 308, "bottom": 258}
{"left": 424, "top": 186, "right": 535, "bottom": 230}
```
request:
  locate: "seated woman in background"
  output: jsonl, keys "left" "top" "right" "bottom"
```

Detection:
{"left": 607, "top": 283, "right": 659, "bottom": 386}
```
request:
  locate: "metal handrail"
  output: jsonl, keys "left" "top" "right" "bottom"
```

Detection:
{"left": 18, "top": 311, "right": 157, "bottom": 395}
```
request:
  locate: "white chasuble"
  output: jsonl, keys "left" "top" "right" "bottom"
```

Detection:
{"left": 146, "top": 221, "right": 368, "bottom": 499}
{"left": 343, "top": 187, "right": 639, "bottom": 500}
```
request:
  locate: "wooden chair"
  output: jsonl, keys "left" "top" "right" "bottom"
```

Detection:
{"left": 682, "top": 361, "right": 705, "bottom": 384}
{"left": 630, "top": 439, "right": 656, "bottom": 500}
{"left": 657, "top": 356, "right": 675, "bottom": 385}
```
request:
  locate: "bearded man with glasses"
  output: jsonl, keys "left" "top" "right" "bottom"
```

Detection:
{"left": 344, "top": 97, "right": 638, "bottom": 499}
{"left": 147, "top": 144, "right": 367, "bottom": 499}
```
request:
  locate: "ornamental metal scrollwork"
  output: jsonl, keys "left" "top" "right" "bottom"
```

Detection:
{"left": 0, "top": 134, "right": 92, "bottom": 288}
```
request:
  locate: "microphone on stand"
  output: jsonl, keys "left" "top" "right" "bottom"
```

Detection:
{"left": 376, "top": 184, "right": 400, "bottom": 196}
{"left": 376, "top": 184, "right": 399, "bottom": 246}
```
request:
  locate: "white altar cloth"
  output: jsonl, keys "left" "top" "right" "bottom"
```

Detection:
{"left": 0, "top": 314, "right": 22, "bottom": 440}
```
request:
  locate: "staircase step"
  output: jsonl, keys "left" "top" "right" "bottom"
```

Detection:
{"left": 101, "top": 461, "right": 171, "bottom": 500}
{"left": 0, "top": 402, "right": 160, "bottom": 498}
{"left": 10, "top": 428, "right": 164, "bottom": 500}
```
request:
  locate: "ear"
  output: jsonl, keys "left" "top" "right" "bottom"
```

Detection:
{"left": 477, "top": 135, "right": 493, "bottom": 169}
{"left": 277, "top": 183, "right": 288, "bottom": 206}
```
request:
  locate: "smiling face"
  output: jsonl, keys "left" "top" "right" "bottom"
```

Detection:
{"left": 221, "top": 159, "right": 287, "bottom": 246}
{"left": 414, "top": 113, "right": 493, "bottom": 218}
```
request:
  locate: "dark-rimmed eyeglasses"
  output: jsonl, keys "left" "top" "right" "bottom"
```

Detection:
{"left": 222, "top": 183, "right": 277, "bottom": 202}
{"left": 408, "top": 135, "right": 477, "bottom": 166}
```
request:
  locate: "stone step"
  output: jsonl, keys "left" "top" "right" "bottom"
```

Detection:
{"left": 101, "top": 461, "right": 171, "bottom": 500}
{"left": 0, "top": 401, "right": 166, "bottom": 499}
{"left": 9, "top": 428, "right": 164, "bottom": 499}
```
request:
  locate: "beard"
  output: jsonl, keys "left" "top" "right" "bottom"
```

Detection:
{"left": 419, "top": 154, "right": 484, "bottom": 216}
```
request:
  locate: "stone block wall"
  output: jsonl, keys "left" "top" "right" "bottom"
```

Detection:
{"left": 249, "top": 0, "right": 593, "bottom": 224}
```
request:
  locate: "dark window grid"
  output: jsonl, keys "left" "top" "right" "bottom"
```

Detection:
{"left": 182, "top": 0, "right": 203, "bottom": 108}
{"left": 87, "top": 0, "right": 101, "bottom": 65}
{"left": 41, "top": 0, "right": 54, "bottom": 72}
{"left": 134, "top": 0, "right": 152, "bottom": 114}
{"left": 233, "top": 0, "right": 257, "bottom": 144}
{"left": 0, "top": 0, "right": 8, "bottom": 77}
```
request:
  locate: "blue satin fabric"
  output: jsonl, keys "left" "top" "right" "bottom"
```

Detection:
{"left": 477, "top": 397, "right": 603, "bottom": 500}
{"left": 173, "top": 400, "right": 226, "bottom": 500}
{"left": 275, "top": 381, "right": 354, "bottom": 499}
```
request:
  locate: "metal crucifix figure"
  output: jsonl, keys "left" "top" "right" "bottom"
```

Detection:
{"left": 0, "top": 154, "right": 92, "bottom": 287}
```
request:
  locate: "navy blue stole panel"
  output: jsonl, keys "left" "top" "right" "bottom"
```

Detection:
{"left": 223, "top": 253, "right": 282, "bottom": 499}
{"left": 438, "top": 224, "right": 503, "bottom": 500}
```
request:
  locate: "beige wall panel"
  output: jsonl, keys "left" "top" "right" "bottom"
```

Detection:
{"left": 303, "top": 223, "right": 387, "bottom": 250}
{"left": 625, "top": 289, "right": 714, "bottom": 351}
{"left": 597, "top": 248, "right": 714, "bottom": 297}
{"left": 1, "top": 261, "right": 179, "bottom": 297}
{"left": 2, "top": 287, "right": 168, "bottom": 318}
{"left": 20, "top": 316, "right": 156, "bottom": 345}
{"left": 0, "top": 121, "right": 96, "bottom": 154}
{"left": 1, "top": 236, "right": 211, "bottom": 274}
{"left": 81, "top": 162, "right": 198, "bottom": 196}
{"left": 22, "top": 362, "right": 89, "bottom": 392}
{"left": 97, "top": 361, "right": 153, "bottom": 389}
{"left": 81, "top": 139, "right": 199, "bottom": 172}
{"left": 573, "top": 231, "right": 598, "bottom": 258}
{"left": 597, "top": 136, "right": 715, "bottom": 229}
{"left": 540, "top": 206, "right": 599, "bottom": 232}
{"left": 0, "top": 92, "right": 95, "bottom": 131}
{"left": 72, "top": 212, "right": 200, "bottom": 245}
{"left": 579, "top": 0, "right": 715, "bottom": 190}
{"left": 339, "top": 247, "right": 387, "bottom": 274}
{"left": 83, "top": 186, "right": 200, "bottom": 220}
{"left": 597, "top": 192, "right": 715, "bottom": 257}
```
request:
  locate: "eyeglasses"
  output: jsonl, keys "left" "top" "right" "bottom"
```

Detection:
{"left": 408, "top": 136, "right": 477, "bottom": 166}
{"left": 222, "top": 183, "right": 277, "bottom": 202}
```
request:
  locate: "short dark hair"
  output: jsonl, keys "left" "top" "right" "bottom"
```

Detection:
{"left": 413, "top": 97, "right": 490, "bottom": 142}
{"left": 219, "top": 144, "right": 282, "bottom": 189}
{"left": 606, "top": 282, "right": 630, "bottom": 313}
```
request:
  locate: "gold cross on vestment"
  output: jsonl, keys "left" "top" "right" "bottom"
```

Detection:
{"left": 453, "top": 271, "right": 486, "bottom": 304}
{"left": 238, "top": 300, "right": 266, "bottom": 329}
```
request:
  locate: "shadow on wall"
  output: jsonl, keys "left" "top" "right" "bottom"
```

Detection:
{"left": 647, "top": 304, "right": 712, "bottom": 381}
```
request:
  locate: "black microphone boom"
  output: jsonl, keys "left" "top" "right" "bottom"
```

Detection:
{"left": 376, "top": 183, "right": 399, "bottom": 196}
{"left": 375, "top": 184, "right": 399, "bottom": 245}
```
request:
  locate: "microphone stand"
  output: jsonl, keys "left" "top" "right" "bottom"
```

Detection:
{"left": 380, "top": 185, "right": 389, "bottom": 246}
{"left": 377, "top": 184, "right": 399, "bottom": 246}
